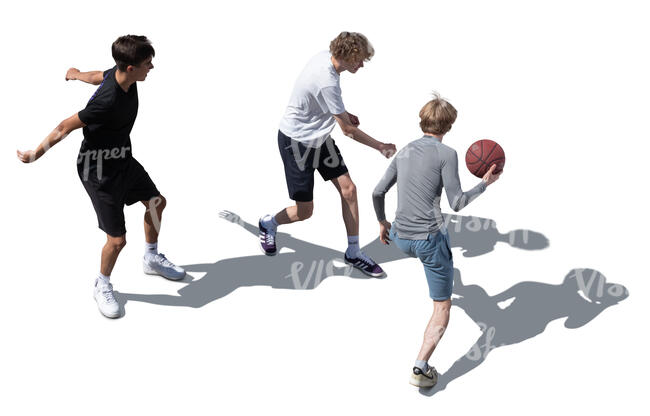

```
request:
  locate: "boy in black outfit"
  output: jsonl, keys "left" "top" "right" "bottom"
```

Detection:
{"left": 17, "top": 35, "right": 184, "bottom": 318}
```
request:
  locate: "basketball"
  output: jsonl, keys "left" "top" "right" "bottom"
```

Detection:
{"left": 465, "top": 139, "right": 505, "bottom": 178}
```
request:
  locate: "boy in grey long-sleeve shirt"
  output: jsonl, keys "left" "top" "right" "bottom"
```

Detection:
{"left": 372, "top": 94, "right": 500, "bottom": 388}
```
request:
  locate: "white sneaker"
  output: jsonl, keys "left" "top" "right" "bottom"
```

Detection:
{"left": 94, "top": 279, "right": 120, "bottom": 319}
{"left": 143, "top": 253, "right": 186, "bottom": 280}
{"left": 410, "top": 365, "right": 439, "bottom": 388}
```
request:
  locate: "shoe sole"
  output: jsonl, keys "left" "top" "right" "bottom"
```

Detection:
{"left": 344, "top": 259, "right": 385, "bottom": 278}
{"left": 409, "top": 376, "right": 437, "bottom": 388}
{"left": 143, "top": 269, "right": 186, "bottom": 281}
{"left": 94, "top": 297, "right": 120, "bottom": 319}
{"left": 98, "top": 310, "right": 120, "bottom": 319}
{"left": 260, "top": 244, "right": 277, "bottom": 256}
{"left": 143, "top": 262, "right": 186, "bottom": 280}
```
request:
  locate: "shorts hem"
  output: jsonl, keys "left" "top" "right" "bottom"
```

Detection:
{"left": 99, "top": 224, "right": 126, "bottom": 238}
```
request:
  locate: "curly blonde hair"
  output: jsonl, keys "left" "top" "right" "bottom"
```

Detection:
{"left": 419, "top": 92, "right": 458, "bottom": 135}
{"left": 329, "top": 32, "right": 374, "bottom": 62}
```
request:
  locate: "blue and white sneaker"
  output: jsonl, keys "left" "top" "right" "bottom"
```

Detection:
{"left": 344, "top": 251, "right": 385, "bottom": 277}
{"left": 259, "top": 217, "right": 277, "bottom": 256}
{"left": 143, "top": 253, "right": 186, "bottom": 280}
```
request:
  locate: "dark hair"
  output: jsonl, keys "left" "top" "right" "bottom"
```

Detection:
{"left": 111, "top": 35, "right": 155, "bottom": 71}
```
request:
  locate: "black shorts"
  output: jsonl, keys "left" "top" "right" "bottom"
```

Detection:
{"left": 77, "top": 157, "right": 160, "bottom": 237}
{"left": 278, "top": 130, "right": 349, "bottom": 202}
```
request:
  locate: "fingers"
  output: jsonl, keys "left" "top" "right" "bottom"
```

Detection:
{"left": 16, "top": 150, "right": 31, "bottom": 163}
{"left": 482, "top": 165, "right": 496, "bottom": 181}
{"left": 381, "top": 144, "right": 397, "bottom": 158}
{"left": 218, "top": 210, "right": 233, "bottom": 218}
{"left": 65, "top": 68, "right": 79, "bottom": 81}
{"left": 218, "top": 210, "right": 240, "bottom": 223}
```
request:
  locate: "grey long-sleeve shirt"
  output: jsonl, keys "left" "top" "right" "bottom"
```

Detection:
{"left": 373, "top": 135, "right": 487, "bottom": 240}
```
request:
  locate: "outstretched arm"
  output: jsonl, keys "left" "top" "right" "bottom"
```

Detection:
{"left": 442, "top": 149, "right": 500, "bottom": 212}
{"left": 65, "top": 68, "right": 104, "bottom": 85}
{"left": 16, "top": 114, "right": 85, "bottom": 163}
{"left": 320, "top": 84, "right": 396, "bottom": 158}
{"left": 334, "top": 112, "right": 396, "bottom": 158}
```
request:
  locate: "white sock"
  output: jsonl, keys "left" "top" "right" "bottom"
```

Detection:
{"left": 345, "top": 236, "right": 360, "bottom": 257}
{"left": 415, "top": 360, "right": 429, "bottom": 372}
{"left": 145, "top": 242, "right": 158, "bottom": 256}
{"left": 261, "top": 215, "right": 278, "bottom": 231}
{"left": 97, "top": 272, "right": 110, "bottom": 285}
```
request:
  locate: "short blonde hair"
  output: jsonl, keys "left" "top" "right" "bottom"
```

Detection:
{"left": 419, "top": 93, "right": 457, "bottom": 135}
{"left": 329, "top": 32, "right": 374, "bottom": 62}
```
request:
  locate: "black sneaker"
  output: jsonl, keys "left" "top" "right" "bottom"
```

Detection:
{"left": 344, "top": 251, "right": 385, "bottom": 277}
{"left": 259, "top": 217, "right": 277, "bottom": 256}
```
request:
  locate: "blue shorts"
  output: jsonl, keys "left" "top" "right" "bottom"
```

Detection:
{"left": 390, "top": 226, "right": 454, "bottom": 301}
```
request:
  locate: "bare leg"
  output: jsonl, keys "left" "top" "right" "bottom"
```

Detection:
{"left": 330, "top": 173, "right": 359, "bottom": 236}
{"left": 417, "top": 299, "right": 452, "bottom": 362}
{"left": 274, "top": 200, "right": 314, "bottom": 225}
{"left": 100, "top": 234, "right": 127, "bottom": 276}
{"left": 142, "top": 195, "right": 166, "bottom": 244}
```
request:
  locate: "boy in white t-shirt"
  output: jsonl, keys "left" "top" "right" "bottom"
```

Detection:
{"left": 259, "top": 32, "right": 396, "bottom": 277}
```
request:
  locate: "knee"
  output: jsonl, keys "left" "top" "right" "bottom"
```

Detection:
{"left": 296, "top": 202, "right": 314, "bottom": 221}
{"left": 107, "top": 235, "right": 127, "bottom": 251}
{"left": 154, "top": 195, "right": 167, "bottom": 212}
{"left": 340, "top": 182, "right": 357, "bottom": 202}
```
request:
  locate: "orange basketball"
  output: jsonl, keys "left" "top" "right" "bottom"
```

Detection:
{"left": 465, "top": 139, "right": 505, "bottom": 178}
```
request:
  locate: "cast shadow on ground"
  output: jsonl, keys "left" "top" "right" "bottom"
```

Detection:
{"left": 116, "top": 211, "right": 548, "bottom": 309}
{"left": 419, "top": 268, "right": 629, "bottom": 396}
{"left": 363, "top": 213, "right": 549, "bottom": 262}
{"left": 115, "top": 211, "right": 627, "bottom": 396}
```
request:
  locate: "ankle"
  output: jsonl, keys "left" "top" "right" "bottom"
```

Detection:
{"left": 145, "top": 241, "right": 158, "bottom": 256}
{"left": 346, "top": 236, "right": 360, "bottom": 256}
{"left": 414, "top": 360, "right": 429, "bottom": 373}
{"left": 97, "top": 272, "right": 110, "bottom": 285}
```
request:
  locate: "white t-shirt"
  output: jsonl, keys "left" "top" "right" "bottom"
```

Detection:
{"left": 279, "top": 51, "right": 346, "bottom": 148}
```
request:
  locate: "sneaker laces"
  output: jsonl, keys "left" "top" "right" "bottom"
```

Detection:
{"left": 354, "top": 251, "right": 377, "bottom": 267}
{"left": 100, "top": 283, "right": 117, "bottom": 303}
{"left": 155, "top": 253, "right": 175, "bottom": 268}
{"left": 260, "top": 223, "right": 276, "bottom": 245}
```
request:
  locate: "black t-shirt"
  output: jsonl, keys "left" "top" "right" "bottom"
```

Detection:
{"left": 77, "top": 66, "right": 138, "bottom": 172}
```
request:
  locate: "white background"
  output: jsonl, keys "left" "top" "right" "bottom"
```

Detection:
{"left": 1, "top": 0, "right": 648, "bottom": 414}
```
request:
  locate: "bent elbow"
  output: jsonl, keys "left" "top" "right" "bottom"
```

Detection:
{"left": 57, "top": 119, "right": 76, "bottom": 138}
{"left": 56, "top": 122, "right": 68, "bottom": 135}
